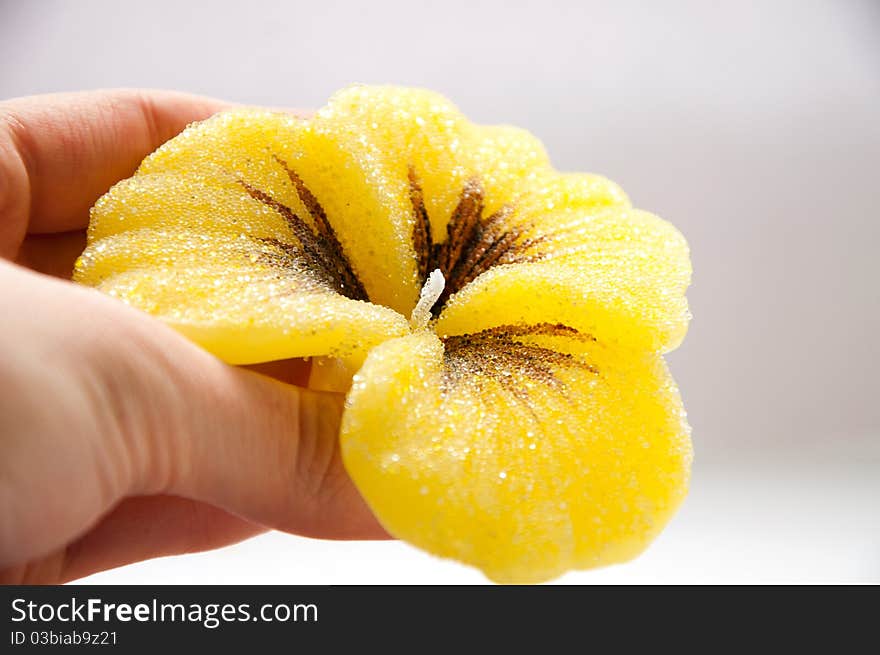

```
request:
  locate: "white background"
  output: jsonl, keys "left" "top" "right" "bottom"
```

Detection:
{"left": 2, "top": 0, "right": 878, "bottom": 583}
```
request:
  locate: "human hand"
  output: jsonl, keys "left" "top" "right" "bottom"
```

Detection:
{"left": 0, "top": 90, "right": 387, "bottom": 584}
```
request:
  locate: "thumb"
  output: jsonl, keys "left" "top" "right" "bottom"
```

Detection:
{"left": 91, "top": 287, "right": 386, "bottom": 541}
{"left": 0, "top": 262, "right": 386, "bottom": 572}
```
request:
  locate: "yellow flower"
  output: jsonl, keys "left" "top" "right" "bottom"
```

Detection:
{"left": 75, "top": 85, "right": 692, "bottom": 583}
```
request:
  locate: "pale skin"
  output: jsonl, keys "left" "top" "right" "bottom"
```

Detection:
{"left": 0, "top": 90, "right": 388, "bottom": 584}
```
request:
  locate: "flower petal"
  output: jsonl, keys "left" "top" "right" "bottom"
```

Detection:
{"left": 135, "top": 109, "right": 420, "bottom": 314}
{"left": 434, "top": 206, "right": 691, "bottom": 353}
{"left": 317, "top": 86, "right": 552, "bottom": 254}
{"left": 341, "top": 330, "right": 692, "bottom": 583}
{"left": 318, "top": 85, "right": 472, "bottom": 243}
{"left": 74, "top": 228, "right": 408, "bottom": 364}
{"left": 87, "top": 172, "right": 295, "bottom": 242}
{"left": 463, "top": 124, "right": 553, "bottom": 217}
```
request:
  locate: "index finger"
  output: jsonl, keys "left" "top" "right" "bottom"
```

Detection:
{"left": 0, "top": 89, "right": 232, "bottom": 257}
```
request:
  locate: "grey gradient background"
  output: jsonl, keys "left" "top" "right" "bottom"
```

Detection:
{"left": 2, "top": 0, "right": 878, "bottom": 582}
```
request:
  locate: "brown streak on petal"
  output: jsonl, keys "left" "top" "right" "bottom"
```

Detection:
{"left": 441, "top": 322, "right": 599, "bottom": 414}
{"left": 498, "top": 234, "right": 550, "bottom": 265}
{"left": 440, "top": 177, "right": 484, "bottom": 276}
{"left": 443, "top": 205, "right": 512, "bottom": 298}
{"left": 454, "top": 228, "right": 522, "bottom": 292}
{"left": 240, "top": 182, "right": 327, "bottom": 270}
{"left": 452, "top": 322, "right": 595, "bottom": 342}
{"left": 441, "top": 346, "right": 543, "bottom": 420}
{"left": 461, "top": 205, "right": 513, "bottom": 267}
{"left": 408, "top": 165, "right": 433, "bottom": 280}
{"left": 406, "top": 169, "right": 552, "bottom": 315}
{"left": 240, "top": 180, "right": 367, "bottom": 301}
{"left": 274, "top": 156, "right": 369, "bottom": 301}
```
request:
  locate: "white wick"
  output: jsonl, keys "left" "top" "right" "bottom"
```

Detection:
{"left": 410, "top": 268, "right": 445, "bottom": 330}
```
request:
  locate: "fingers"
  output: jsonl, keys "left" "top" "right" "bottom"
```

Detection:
{"left": 0, "top": 90, "right": 363, "bottom": 581}
{"left": 0, "top": 496, "right": 265, "bottom": 584}
{"left": 15, "top": 230, "right": 87, "bottom": 279}
{"left": 0, "top": 263, "right": 386, "bottom": 576}
{"left": 101, "top": 311, "right": 389, "bottom": 540}
{"left": 0, "top": 89, "right": 232, "bottom": 257}
{"left": 115, "top": 337, "right": 388, "bottom": 540}
{"left": 241, "top": 359, "right": 313, "bottom": 388}
{"left": 60, "top": 496, "right": 265, "bottom": 583}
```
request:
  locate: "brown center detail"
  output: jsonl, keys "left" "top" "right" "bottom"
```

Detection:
{"left": 442, "top": 323, "right": 599, "bottom": 417}
{"left": 241, "top": 158, "right": 368, "bottom": 302}
{"left": 408, "top": 165, "right": 548, "bottom": 316}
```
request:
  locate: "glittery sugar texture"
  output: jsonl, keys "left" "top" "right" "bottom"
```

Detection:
{"left": 74, "top": 84, "right": 693, "bottom": 583}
